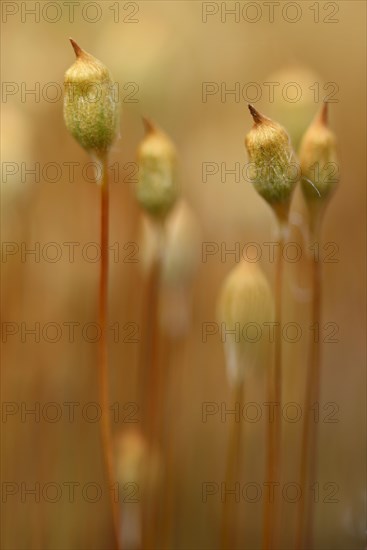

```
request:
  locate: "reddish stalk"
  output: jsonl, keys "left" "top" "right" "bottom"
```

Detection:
{"left": 98, "top": 156, "right": 121, "bottom": 550}
{"left": 263, "top": 227, "right": 285, "bottom": 550}
{"left": 161, "top": 334, "right": 186, "bottom": 548}
{"left": 160, "top": 335, "right": 176, "bottom": 548}
{"left": 221, "top": 381, "right": 244, "bottom": 550}
{"left": 140, "top": 225, "right": 164, "bottom": 549}
{"left": 140, "top": 256, "right": 162, "bottom": 439}
{"left": 296, "top": 229, "right": 322, "bottom": 550}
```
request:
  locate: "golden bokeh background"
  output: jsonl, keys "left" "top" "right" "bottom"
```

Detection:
{"left": 1, "top": 1, "right": 366, "bottom": 549}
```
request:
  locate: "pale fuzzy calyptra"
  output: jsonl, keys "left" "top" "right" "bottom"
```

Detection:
{"left": 299, "top": 103, "right": 339, "bottom": 202}
{"left": 140, "top": 200, "right": 201, "bottom": 337}
{"left": 217, "top": 262, "right": 274, "bottom": 387}
{"left": 64, "top": 39, "right": 119, "bottom": 157}
{"left": 136, "top": 119, "right": 179, "bottom": 220}
{"left": 245, "top": 105, "right": 299, "bottom": 209}
{"left": 140, "top": 200, "right": 200, "bottom": 285}
{"left": 265, "top": 66, "right": 325, "bottom": 150}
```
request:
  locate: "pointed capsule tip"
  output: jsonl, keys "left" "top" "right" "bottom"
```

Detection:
{"left": 69, "top": 38, "right": 83, "bottom": 58}
{"left": 319, "top": 102, "right": 328, "bottom": 125}
{"left": 248, "top": 104, "right": 264, "bottom": 124}
{"left": 142, "top": 117, "right": 156, "bottom": 135}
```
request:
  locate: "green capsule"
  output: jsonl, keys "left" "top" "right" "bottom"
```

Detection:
{"left": 217, "top": 261, "right": 274, "bottom": 387}
{"left": 245, "top": 105, "right": 299, "bottom": 221}
{"left": 136, "top": 119, "right": 179, "bottom": 220}
{"left": 300, "top": 103, "right": 339, "bottom": 203}
{"left": 63, "top": 39, "right": 119, "bottom": 158}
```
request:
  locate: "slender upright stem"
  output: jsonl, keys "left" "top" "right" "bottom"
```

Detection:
{"left": 139, "top": 224, "right": 165, "bottom": 429}
{"left": 263, "top": 227, "right": 284, "bottom": 550}
{"left": 161, "top": 330, "right": 189, "bottom": 549}
{"left": 160, "top": 335, "right": 179, "bottom": 548}
{"left": 221, "top": 381, "right": 244, "bottom": 550}
{"left": 140, "top": 225, "right": 164, "bottom": 549}
{"left": 142, "top": 256, "right": 162, "bottom": 444}
{"left": 296, "top": 230, "right": 322, "bottom": 550}
{"left": 305, "top": 253, "right": 321, "bottom": 545}
{"left": 98, "top": 156, "right": 121, "bottom": 550}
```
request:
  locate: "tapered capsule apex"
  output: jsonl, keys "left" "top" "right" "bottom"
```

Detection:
{"left": 248, "top": 104, "right": 265, "bottom": 125}
{"left": 69, "top": 38, "right": 83, "bottom": 58}
{"left": 319, "top": 101, "right": 328, "bottom": 125}
{"left": 142, "top": 117, "right": 156, "bottom": 135}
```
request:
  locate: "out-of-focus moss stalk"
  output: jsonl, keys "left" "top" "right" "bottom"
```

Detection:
{"left": 296, "top": 103, "right": 339, "bottom": 550}
{"left": 135, "top": 118, "right": 179, "bottom": 548}
{"left": 217, "top": 261, "right": 274, "bottom": 549}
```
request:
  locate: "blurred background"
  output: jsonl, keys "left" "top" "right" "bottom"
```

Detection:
{"left": 1, "top": 1, "right": 366, "bottom": 549}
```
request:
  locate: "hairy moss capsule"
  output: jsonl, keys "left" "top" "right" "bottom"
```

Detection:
{"left": 245, "top": 105, "right": 298, "bottom": 221}
{"left": 136, "top": 119, "right": 179, "bottom": 220}
{"left": 300, "top": 103, "right": 339, "bottom": 203}
{"left": 64, "top": 39, "right": 119, "bottom": 158}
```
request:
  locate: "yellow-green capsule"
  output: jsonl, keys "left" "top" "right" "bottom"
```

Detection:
{"left": 136, "top": 119, "right": 179, "bottom": 220}
{"left": 63, "top": 39, "right": 119, "bottom": 158}
{"left": 300, "top": 103, "right": 339, "bottom": 203}
{"left": 217, "top": 261, "right": 274, "bottom": 387}
{"left": 245, "top": 105, "right": 299, "bottom": 221}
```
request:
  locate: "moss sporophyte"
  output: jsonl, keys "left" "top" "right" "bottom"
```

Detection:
{"left": 63, "top": 39, "right": 120, "bottom": 550}
{"left": 245, "top": 104, "right": 299, "bottom": 223}
{"left": 64, "top": 38, "right": 119, "bottom": 159}
{"left": 136, "top": 118, "right": 179, "bottom": 221}
{"left": 296, "top": 103, "right": 339, "bottom": 550}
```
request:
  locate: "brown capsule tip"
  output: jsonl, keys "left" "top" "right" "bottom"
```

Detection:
{"left": 248, "top": 104, "right": 265, "bottom": 125}
{"left": 319, "top": 102, "right": 328, "bottom": 125}
{"left": 69, "top": 38, "right": 84, "bottom": 58}
{"left": 142, "top": 117, "right": 156, "bottom": 135}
